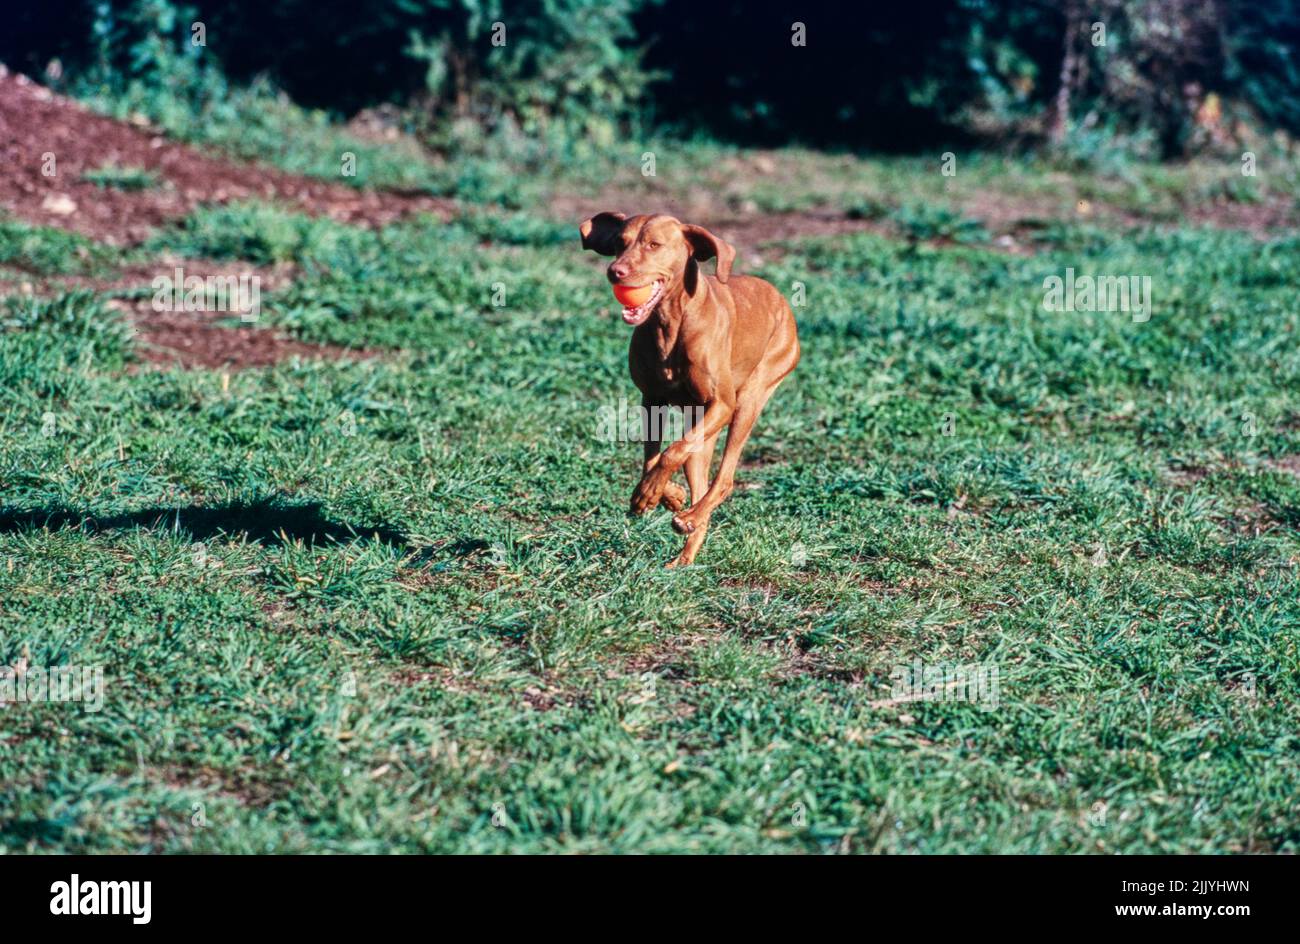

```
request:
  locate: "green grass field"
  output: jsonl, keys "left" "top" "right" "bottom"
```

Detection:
{"left": 2, "top": 121, "right": 1299, "bottom": 853}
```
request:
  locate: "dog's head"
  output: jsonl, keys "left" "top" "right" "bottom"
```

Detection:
{"left": 579, "top": 213, "right": 735, "bottom": 326}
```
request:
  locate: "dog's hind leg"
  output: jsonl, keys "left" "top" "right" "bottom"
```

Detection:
{"left": 666, "top": 432, "right": 719, "bottom": 567}
{"left": 671, "top": 322, "right": 798, "bottom": 536}
{"left": 669, "top": 390, "right": 763, "bottom": 535}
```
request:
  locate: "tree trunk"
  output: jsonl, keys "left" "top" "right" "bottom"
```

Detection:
{"left": 1050, "top": 2, "right": 1082, "bottom": 146}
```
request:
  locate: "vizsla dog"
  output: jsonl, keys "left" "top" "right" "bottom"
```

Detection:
{"left": 580, "top": 212, "right": 799, "bottom": 566}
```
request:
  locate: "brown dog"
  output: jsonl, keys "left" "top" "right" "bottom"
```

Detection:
{"left": 580, "top": 212, "right": 800, "bottom": 566}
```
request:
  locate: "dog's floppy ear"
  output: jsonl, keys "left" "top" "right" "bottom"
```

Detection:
{"left": 681, "top": 223, "right": 735, "bottom": 283}
{"left": 579, "top": 212, "right": 628, "bottom": 256}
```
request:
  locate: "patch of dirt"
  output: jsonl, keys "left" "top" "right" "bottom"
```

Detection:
{"left": 960, "top": 183, "right": 1082, "bottom": 232}
{"left": 614, "top": 632, "right": 707, "bottom": 682}
{"left": 1185, "top": 199, "right": 1299, "bottom": 238}
{"left": 552, "top": 158, "right": 1298, "bottom": 265}
{"left": 390, "top": 665, "right": 581, "bottom": 714}
{"left": 1165, "top": 463, "right": 1213, "bottom": 486}
{"left": 156, "top": 762, "right": 283, "bottom": 809}
{"left": 776, "top": 647, "right": 865, "bottom": 684}
{"left": 1215, "top": 501, "right": 1280, "bottom": 538}
{"left": 614, "top": 617, "right": 866, "bottom": 688}
{"left": 127, "top": 307, "right": 369, "bottom": 370}
{"left": 0, "top": 254, "right": 293, "bottom": 298}
{"left": 555, "top": 190, "right": 1043, "bottom": 261}
{"left": 0, "top": 65, "right": 444, "bottom": 369}
{"left": 720, "top": 210, "right": 912, "bottom": 260}
{"left": 1266, "top": 454, "right": 1300, "bottom": 477}
{"left": 0, "top": 66, "right": 453, "bottom": 246}
{"left": 3, "top": 256, "right": 372, "bottom": 369}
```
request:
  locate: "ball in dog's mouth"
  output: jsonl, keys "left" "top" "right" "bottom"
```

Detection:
{"left": 619, "top": 281, "right": 665, "bottom": 326}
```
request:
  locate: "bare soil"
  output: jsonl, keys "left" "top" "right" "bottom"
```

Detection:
{"left": 5, "top": 65, "right": 1296, "bottom": 369}
{"left": 0, "top": 67, "right": 451, "bottom": 246}
{"left": 0, "top": 67, "right": 438, "bottom": 368}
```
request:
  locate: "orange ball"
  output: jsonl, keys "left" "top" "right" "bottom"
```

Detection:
{"left": 613, "top": 283, "right": 655, "bottom": 307}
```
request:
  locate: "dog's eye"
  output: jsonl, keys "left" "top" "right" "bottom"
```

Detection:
{"left": 646, "top": 241, "right": 661, "bottom": 250}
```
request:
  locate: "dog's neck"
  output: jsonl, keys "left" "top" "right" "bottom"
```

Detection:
{"left": 650, "top": 274, "right": 709, "bottom": 356}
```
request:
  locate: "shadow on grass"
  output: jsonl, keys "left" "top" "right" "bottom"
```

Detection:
{"left": 0, "top": 498, "right": 408, "bottom": 547}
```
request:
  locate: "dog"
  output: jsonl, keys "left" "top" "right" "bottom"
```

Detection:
{"left": 580, "top": 212, "right": 799, "bottom": 566}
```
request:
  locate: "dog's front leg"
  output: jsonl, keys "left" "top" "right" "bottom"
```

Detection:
{"left": 629, "top": 435, "right": 678, "bottom": 515}
{"left": 630, "top": 395, "right": 733, "bottom": 515}
{"left": 631, "top": 434, "right": 686, "bottom": 515}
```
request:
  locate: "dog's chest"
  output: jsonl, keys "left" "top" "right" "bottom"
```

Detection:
{"left": 649, "top": 342, "right": 696, "bottom": 395}
{"left": 630, "top": 321, "right": 705, "bottom": 403}
{"left": 631, "top": 348, "right": 697, "bottom": 403}
{"left": 657, "top": 361, "right": 681, "bottom": 385}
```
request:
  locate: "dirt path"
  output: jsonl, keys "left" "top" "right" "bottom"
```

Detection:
{"left": 5, "top": 64, "right": 1295, "bottom": 370}
{"left": 0, "top": 66, "right": 448, "bottom": 368}
{"left": 0, "top": 67, "right": 452, "bottom": 246}
{"left": 127, "top": 305, "right": 373, "bottom": 370}
{"left": 550, "top": 191, "right": 1040, "bottom": 262}
{"left": 1, "top": 259, "right": 373, "bottom": 369}
{"left": 104, "top": 260, "right": 373, "bottom": 370}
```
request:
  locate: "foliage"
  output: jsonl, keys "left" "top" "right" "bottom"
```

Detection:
{"left": 405, "top": 0, "right": 652, "bottom": 158}
{"left": 8, "top": 0, "right": 1300, "bottom": 155}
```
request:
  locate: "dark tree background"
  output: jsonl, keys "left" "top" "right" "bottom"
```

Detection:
{"left": 4, "top": 0, "right": 1298, "bottom": 155}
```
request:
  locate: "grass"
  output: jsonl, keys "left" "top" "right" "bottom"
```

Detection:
{"left": 74, "top": 73, "right": 446, "bottom": 194}
{"left": 69, "top": 63, "right": 1300, "bottom": 224}
{"left": 81, "top": 163, "right": 162, "bottom": 191}
{"left": 0, "top": 218, "right": 122, "bottom": 278}
{"left": 2, "top": 90, "right": 1299, "bottom": 852}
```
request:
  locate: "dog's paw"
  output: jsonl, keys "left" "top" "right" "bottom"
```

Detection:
{"left": 665, "top": 553, "right": 694, "bottom": 568}
{"left": 671, "top": 511, "right": 698, "bottom": 535}
{"left": 660, "top": 482, "right": 687, "bottom": 513}
{"left": 629, "top": 472, "right": 667, "bottom": 516}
